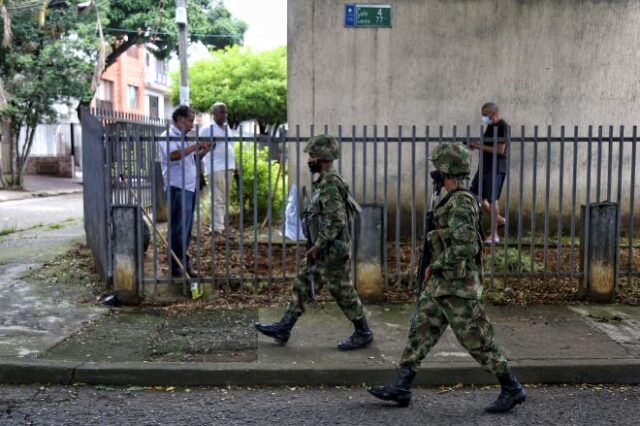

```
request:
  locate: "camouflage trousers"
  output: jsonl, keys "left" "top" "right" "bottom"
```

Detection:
{"left": 400, "top": 293, "right": 509, "bottom": 376}
{"left": 286, "top": 257, "right": 364, "bottom": 322}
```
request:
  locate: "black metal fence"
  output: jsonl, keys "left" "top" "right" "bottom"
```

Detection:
{"left": 82, "top": 112, "right": 640, "bottom": 299}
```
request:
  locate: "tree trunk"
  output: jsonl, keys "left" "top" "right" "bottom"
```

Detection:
{"left": 16, "top": 122, "right": 37, "bottom": 188}
{"left": 9, "top": 122, "right": 16, "bottom": 185}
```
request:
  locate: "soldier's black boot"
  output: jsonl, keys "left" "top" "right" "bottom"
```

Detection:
{"left": 485, "top": 369, "right": 527, "bottom": 413}
{"left": 255, "top": 312, "right": 297, "bottom": 345}
{"left": 337, "top": 317, "right": 374, "bottom": 350}
{"left": 367, "top": 367, "right": 416, "bottom": 407}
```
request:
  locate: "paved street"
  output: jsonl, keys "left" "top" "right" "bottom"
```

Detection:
{"left": 0, "top": 192, "right": 83, "bottom": 232}
{"left": 0, "top": 384, "right": 638, "bottom": 425}
{"left": 0, "top": 191, "right": 104, "bottom": 358}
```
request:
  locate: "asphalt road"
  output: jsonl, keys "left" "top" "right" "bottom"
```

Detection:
{"left": 0, "top": 384, "right": 638, "bottom": 425}
{"left": 0, "top": 193, "right": 83, "bottom": 232}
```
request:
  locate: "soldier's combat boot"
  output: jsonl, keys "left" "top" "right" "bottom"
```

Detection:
{"left": 255, "top": 312, "right": 297, "bottom": 345}
{"left": 367, "top": 367, "right": 416, "bottom": 407}
{"left": 337, "top": 317, "right": 374, "bottom": 350}
{"left": 485, "top": 369, "right": 527, "bottom": 413}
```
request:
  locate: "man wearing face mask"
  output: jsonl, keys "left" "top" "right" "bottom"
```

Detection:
{"left": 255, "top": 135, "right": 373, "bottom": 351}
{"left": 368, "top": 143, "right": 526, "bottom": 414}
{"left": 469, "top": 102, "right": 509, "bottom": 244}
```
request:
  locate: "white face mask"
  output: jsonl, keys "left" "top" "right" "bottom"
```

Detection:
{"left": 481, "top": 115, "right": 492, "bottom": 125}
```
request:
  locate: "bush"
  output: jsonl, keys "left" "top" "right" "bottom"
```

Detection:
{"left": 230, "top": 143, "right": 287, "bottom": 223}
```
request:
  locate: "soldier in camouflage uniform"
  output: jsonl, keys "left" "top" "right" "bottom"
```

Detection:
{"left": 255, "top": 135, "right": 374, "bottom": 351}
{"left": 368, "top": 143, "right": 526, "bottom": 413}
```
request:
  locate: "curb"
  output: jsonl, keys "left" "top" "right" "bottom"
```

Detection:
{"left": 0, "top": 189, "right": 83, "bottom": 203}
{"left": 2, "top": 359, "right": 640, "bottom": 387}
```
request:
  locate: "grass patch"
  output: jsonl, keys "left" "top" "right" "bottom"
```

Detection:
{"left": 0, "top": 226, "right": 18, "bottom": 237}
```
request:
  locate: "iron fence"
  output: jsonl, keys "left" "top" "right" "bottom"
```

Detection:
{"left": 82, "top": 114, "right": 640, "bottom": 298}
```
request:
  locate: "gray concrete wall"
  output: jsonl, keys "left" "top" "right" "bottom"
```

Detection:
{"left": 288, "top": 0, "right": 640, "bottom": 127}
{"left": 287, "top": 1, "right": 640, "bottom": 233}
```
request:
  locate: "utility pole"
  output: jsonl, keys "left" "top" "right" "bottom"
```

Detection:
{"left": 175, "top": 0, "right": 189, "bottom": 105}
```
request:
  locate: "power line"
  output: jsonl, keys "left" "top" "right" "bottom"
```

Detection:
{"left": 103, "top": 26, "right": 242, "bottom": 40}
{"left": 5, "top": 1, "right": 44, "bottom": 11}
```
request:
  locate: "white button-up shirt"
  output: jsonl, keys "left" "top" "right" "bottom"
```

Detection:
{"left": 158, "top": 125, "right": 197, "bottom": 193}
{"left": 199, "top": 122, "right": 236, "bottom": 175}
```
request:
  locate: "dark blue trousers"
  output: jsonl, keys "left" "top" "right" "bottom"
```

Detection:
{"left": 168, "top": 186, "right": 197, "bottom": 276}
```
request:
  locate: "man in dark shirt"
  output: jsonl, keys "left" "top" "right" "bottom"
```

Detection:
{"left": 469, "top": 102, "right": 509, "bottom": 244}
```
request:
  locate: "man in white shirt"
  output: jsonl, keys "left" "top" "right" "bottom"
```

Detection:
{"left": 199, "top": 102, "right": 237, "bottom": 234}
{"left": 158, "top": 105, "right": 210, "bottom": 277}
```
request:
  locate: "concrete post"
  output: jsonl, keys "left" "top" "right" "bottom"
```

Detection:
{"left": 580, "top": 202, "right": 619, "bottom": 302}
{"left": 355, "top": 203, "right": 384, "bottom": 302}
{"left": 112, "top": 206, "right": 141, "bottom": 305}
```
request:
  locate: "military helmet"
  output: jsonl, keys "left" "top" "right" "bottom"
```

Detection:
{"left": 304, "top": 135, "right": 340, "bottom": 160}
{"left": 431, "top": 143, "right": 471, "bottom": 176}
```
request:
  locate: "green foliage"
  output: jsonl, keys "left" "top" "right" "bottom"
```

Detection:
{"left": 487, "top": 248, "right": 544, "bottom": 274}
{"left": 230, "top": 143, "right": 287, "bottom": 222}
{"left": 0, "top": 3, "right": 94, "bottom": 124}
{"left": 0, "top": 1, "right": 95, "bottom": 186}
{"left": 0, "top": 1, "right": 246, "bottom": 187}
{"left": 97, "top": 0, "right": 247, "bottom": 68}
{"left": 179, "top": 46, "right": 287, "bottom": 130}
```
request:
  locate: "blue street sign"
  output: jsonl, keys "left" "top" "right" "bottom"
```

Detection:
{"left": 345, "top": 4, "right": 355, "bottom": 27}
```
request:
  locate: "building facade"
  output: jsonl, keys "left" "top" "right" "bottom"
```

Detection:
{"left": 93, "top": 45, "right": 172, "bottom": 119}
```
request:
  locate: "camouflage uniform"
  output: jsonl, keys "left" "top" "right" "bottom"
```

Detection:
{"left": 398, "top": 143, "right": 508, "bottom": 375}
{"left": 287, "top": 168, "right": 364, "bottom": 321}
{"left": 399, "top": 188, "right": 508, "bottom": 375}
{"left": 369, "top": 143, "right": 525, "bottom": 412}
{"left": 256, "top": 135, "right": 372, "bottom": 351}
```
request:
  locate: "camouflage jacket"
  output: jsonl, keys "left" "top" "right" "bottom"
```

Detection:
{"left": 426, "top": 189, "right": 483, "bottom": 300}
{"left": 306, "top": 168, "right": 352, "bottom": 259}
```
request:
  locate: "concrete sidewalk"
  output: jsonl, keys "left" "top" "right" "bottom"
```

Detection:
{"left": 0, "top": 175, "right": 82, "bottom": 203}
{"left": 1, "top": 301, "right": 640, "bottom": 387}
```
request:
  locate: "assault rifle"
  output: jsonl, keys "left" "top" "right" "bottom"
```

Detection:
{"left": 301, "top": 186, "right": 316, "bottom": 300}
{"left": 415, "top": 172, "right": 444, "bottom": 297}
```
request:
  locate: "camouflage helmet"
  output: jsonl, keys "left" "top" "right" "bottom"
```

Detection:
{"left": 304, "top": 135, "right": 340, "bottom": 160}
{"left": 431, "top": 143, "right": 471, "bottom": 176}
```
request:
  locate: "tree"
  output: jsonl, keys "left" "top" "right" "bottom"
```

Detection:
{"left": 181, "top": 46, "right": 287, "bottom": 133}
{"left": 97, "top": 0, "right": 247, "bottom": 71}
{"left": 0, "top": 0, "right": 247, "bottom": 188}
{"left": 74, "top": 0, "right": 247, "bottom": 110}
{"left": 0, "top": 0, "right": 94, "bottom": 188}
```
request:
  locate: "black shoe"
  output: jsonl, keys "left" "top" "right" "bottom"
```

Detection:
{"left": 255, "top": 312, "right": 297, "bottom": 345}
{"left": 338, "top": 317, "right": 374, "bottom": 350}
{"left": 485, "top": 370, "right": 527, "bottom": 413}
{"left": 368, "top": 367, "right": 416, "bottom": 407}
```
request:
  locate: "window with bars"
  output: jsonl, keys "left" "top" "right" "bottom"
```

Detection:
{"left": 96, "top": 80, "right": 114, "bottom": 111}
{"left": 148, "top": 95, "right": 159, "bottom": 118}
{"left": 128, "top": 85, "right": 138, "bottom": 109}
{"left": 156, "top": 59, "right": 167, "bottom": 84}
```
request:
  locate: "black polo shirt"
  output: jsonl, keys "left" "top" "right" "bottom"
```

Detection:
{"left": 481, "top": 119, "right": 509, "bottom": 174}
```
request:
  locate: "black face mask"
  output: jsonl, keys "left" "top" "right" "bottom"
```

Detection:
{"left": 308, "top": 161, "right": 322, "bottom": 174}
{"left": 430, "top": 170, "right": 445, "bottom": 190}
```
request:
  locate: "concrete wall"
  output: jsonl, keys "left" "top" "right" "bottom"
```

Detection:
{"left": 287, "top": 0, "right": 640, "bottom": 234}
{"left": 24, "top": 156, "right": 75, "bottom": 178}
{"left": 289, "top": 0, "right": 640, "bottom": 127}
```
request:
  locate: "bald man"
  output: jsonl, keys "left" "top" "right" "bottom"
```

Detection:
{"left": 199, "top": 102, "right": 237, "bottom": 235}
{"left": 469, "top": 102, "right": 509, "bottom": 244}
